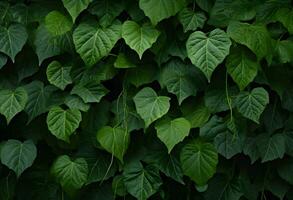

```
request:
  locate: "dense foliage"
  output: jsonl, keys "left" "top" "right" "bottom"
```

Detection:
{"left": 0, "top": 0, "right": 293, "bottom": 199}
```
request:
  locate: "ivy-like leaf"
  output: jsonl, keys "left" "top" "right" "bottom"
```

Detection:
{"left": 133, "top": 87, "right": 170, "bottom": 128}
{"left": 123, "top": 161, "right": 162, "bottom": 200}
{"left": 155, "top": 118, "right": 190, "bottom": 153}
{"left": 47, "top": 106, "right": 82, "bottom": 142}
{"left": 122, "top": 21, "right": 160, "bottom": 59}
{"left": 235, "top": 87, "right": 269, "bottom": 123}
{"left": 226, "top": 46, "right": 259, "bottom": 90}
{"left": 178, "top": 8, "right": 206, "bottom": 33}
{"left": 96, "top": 126, "right": 130, "bottom": 163}
{"left": 0, "top": 24, "right": 28, "bottom": 62}
{"left": 45, "top": 11, "right": 72, "bottom": 36}
{"left": 73, "top": 21, "right": 121, "bottom": 66}
{"left": 139, "top": 0, "right": 186, "bottom": 25}
{"left": 51, "top": 155, "right": 88, "bottom": 191}
{"left": 180, "top": 139, "right": 218, "bottom": 186}
{"left": 0, "top": 87, "right": 28, "bottom": 124}
{"left": 62, "top": 0, "right": 93, "bottom": 22}
{"left": 0, "top": 140, "right": 37, "bottom": 178}
{"left": 186, "top": 28, "right": 231, "bottom": 81}
{"left": 46, "top": 61, "right": 72, "bottom": 90}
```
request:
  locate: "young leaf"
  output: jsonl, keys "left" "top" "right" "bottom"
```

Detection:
{"left": 122, "top": 21, "right": 160, "bottom": 59}
{"left": 73, "top": 21, "right": 121, "bottom": 66}
{"left": 62, "top": 0, "right": 93, "bottom": 22}
{"left": 226, "top": 47, "right": 259, "bottom": 90}
{"left": 235, "top": 87, "right": 269, "bottom": 123}
{"left": 47, "top": 106, "right": 82, "bottom": 142}
{"left": 46, "top": 61, "right": 72, "bottom": 90}
{"left": 133, "top": 87, "right": 170, "bottom": 127}
{"left": 96, "top": 126, "right": 130, "bottom": 163}
{"left": 0, "top": 140, "right": 37, "bottom": 178}
{"left": 139, "top": 0, "right": 186, "bottom": 25}
{"left": 178, "top": 8, "right": 207, "bottom": 33}
{"left": 123, "top": 161, "right": 162, "bottom": 200}
{"left": 0, "top": 24, "right": 28, "bottom": 62}
{"left": 51, "top": 155, "right": 88, "bottom": 191}
{"left": 45, "top": 11, "right": 72, "bottom": 36}
{"left": 186, "top": 28, "right": 231, "bottom": 81}
{"left": 180, "top": 139, "right": 218, "bottom": 186}
{"left": 155, "top": 117, "right": 190, "bottom": 153}
{"left": 0, "top": 87, "right": 28, "bottom": 124}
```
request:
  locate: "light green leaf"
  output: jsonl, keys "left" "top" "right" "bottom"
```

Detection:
{"left": 114, "top": 53, "right": 136, "bottom": 68}
{"left": 180, "top": 139, "right": 218, "bottom": 186}
{"left": 178, "top": 8, "right": 206, "bottom": 32}
{"left": 275, "top": 8, "right": 293, "bottom": 34}
{"left": 0, "top": 140, "right": 37, "bottom": 178}
{"left": 45, "top": 11, "right": 72, "bottom": 36}
{"left": 88, "top": 0, "right": 124, "bottom": 27}
{"left": 96, "top": 126, "right": 130, "bottom": 163}
{"left": 47, "top": 106, "right": 82, "bottom": 142}
{"left": 235, "top": 87, "right": 269, "bottom": 123}
{"left": 257, "top": 133, "right": 286, "bottom": 163}
{"left": 0, "top": 24, "right": 28, "bottom": 62}
{"left": 139, "top": 0, "right": 186, "bottom": 25}
{"left": 227, "top": 21, "right": 273, "bottom": 60}
{"left": 186, "top": 28, "right": 231, "bottom": 81}
{"left": 46, "top": 61, "right": 72, "bottom": 90}
{"left": 133, "top": 87, "right": 170, "bottom": 127}
{"left": 275, "top": 40, "right": 293, "bottom": 63}
{"left": 51, "top": 155, "right": 88, "bottom": 191}
{"left": 73, "top": 21, "right": 121, "bottom": 66}
{"left": 123, "top": 161, "right": 162, "bottom": 200}
{"left": 161, "top": 59, "right": 200, "bottom": 104}
{"left": 24, "top": 81, "right": 56, "bottom": 123}
{"left": 62, "top": 0, "right": 93, "bottom": 22}
{"left": 155, "top": 118, "right": 190, "bottom": 153}
{"left": 122, "top": 21, "right": 160, "bottom": 59}
{"left": 71, "top": 81, "right": 108, "bottom": 103}
{"left": 226, "top": 47, "right": 259, "bottom": 90}
{"left": 0, "top": 87, "right": 28, "bottom": 124}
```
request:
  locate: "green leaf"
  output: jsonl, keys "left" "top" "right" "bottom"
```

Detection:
{"left": 226, "top": 47, "right": 259, "bottom": 90}
{"left": 122, "top": 21, "right": 160, "bottom": 59}
{"left": 47, "top": 106, "right": 82, "bottom": 142}
{"left": 0, "top": 140, "right": 37, "bottom": 178}
{"left": 96, "top": 126, "right": 130, "bottom": 163}
{"left": 277, "top": 159, "right": 293, "bottom": 185}
{"left": 45, "top": 11, "right": 72, "bottom": 36}
{"left": 155, "top": 118, "right": 190, "bottom": 153}
{"left": 0, "top": 54, "right": 7, "bottom": 69}
{"left": 257, "top": 133, "right": 286, "bottom": 163}
{"left": 114, "top": 53, "right": 136, "bottom": 68}
{"left": 275, "top": 8, "right": 293, "bottom": 34}
{"left": 214, "top": 131, "right": 242, "bottom": 159}
{"left": 24, "top": 81, "right": 56, "bottom": 123}
{"left": 73, "top": 21, "right": 121, "bottom": 66}
{"left": 275, "top": 40, "right": 293, "bottom": 63}
{"left": 133, "top": 87, "right": 170, "bottom": 127}
{"left": 235, "top": 87, "right": 269, "bottom": 123}
{"left": 71, "top": 81, "right": 108, "bottom": 103}
{"left": 200, "top": 115, "right": 227, "bottom": 140}
{"left": 161, "top": 59, "right": 199, "bottom": 104}
{"left": 139, "top": 0, "right": 186, "bottom": 25}
{"left": 243, "top": 137, "right": 260, "bottom": 164}
{"left": 62, "top": 0, "right": 93, "bottom": 22}
{"left": 51, "top": 155, "right": 88, "bottom": 191}
{"left": 186, "top": 28, "right": 231, "bottom": 81}
{"left": 65, "top": 95, "right": 90, "bottom": 112}
{"left": 0, "top": 87, "right": 28, "bottom": 124}
{"left": 88, "top": 0, "right": 124, "bottom": 27}
{"left": 123, "top": 161, "right": 162, "bottom": 200}
{"left": 0, "top": 24, "right": 28, "bottom": 62}
{"left": 227, "top": 21, "right": 273, "bottom": 60}
{"left": 178, "top": 8, "right": 207, "bottom": 33}
{"left": 126, "top": 64, "right": 157, "bottom": 87}
{"left": 181, "top": 100, "right": 211, "bottom": 128}
{"left": 46, "top": 61, "right": 72, "bottom": 90}
{"left": 180, "top": 139, "right": 218, "bottom": 186}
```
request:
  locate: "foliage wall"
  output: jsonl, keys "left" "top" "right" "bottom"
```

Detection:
{"left": 0, "top": 0, "right": 293, "bottom": 199}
